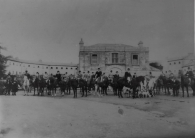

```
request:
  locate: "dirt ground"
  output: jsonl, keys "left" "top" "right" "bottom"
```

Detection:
{"left": 0, "top": 90, "right": 195, "bottom": 138}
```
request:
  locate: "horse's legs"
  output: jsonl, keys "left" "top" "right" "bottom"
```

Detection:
{"left": 181, "top": 85, "right": 184, "bottom": 97}
{"left": 186, "top": 86, "right": 189, "bottom": 97}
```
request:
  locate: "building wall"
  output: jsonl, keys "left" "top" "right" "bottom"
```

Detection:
{"left": 6, "top": 60, "right": 77, "bottom": 76}
{"left": 79, "top": 50, "right": 149, "bottom": 77}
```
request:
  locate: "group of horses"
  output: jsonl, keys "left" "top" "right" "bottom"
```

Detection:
{"left": 3, "top": 70, "right": 195, "bottom": 98}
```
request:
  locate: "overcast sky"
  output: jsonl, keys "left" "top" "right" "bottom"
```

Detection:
{"left": 0, "top": 0, "right": 194, "bottom": 64}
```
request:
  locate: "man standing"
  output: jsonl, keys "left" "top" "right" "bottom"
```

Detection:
{"left": 108, "top": 70, "right": 114, "bottom": 82}
{"left": 124, "top": 68, "right": 132, "bottom": 81}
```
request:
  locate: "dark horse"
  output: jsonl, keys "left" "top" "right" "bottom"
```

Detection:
{"left": 70, "top": 78, "right": 78, "bottom": 98}
{"left": 179, "top": 70, "right": 190, "bottom": 97}
{"left": 78, "top": 78, "right": 88, "bottom": 97}
{"left": 190, "top": 77, "right": 195, "bottom": 96}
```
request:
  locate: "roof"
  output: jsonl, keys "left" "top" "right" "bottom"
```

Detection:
{"left": 8, "top": 58, "right": 78, "bottom": 67}
{"left": 167, "top": 53, "right": 195, "bottom": 62}
{"left": 148, "top": 66, "right": 162, "bottom": 71}
{"left": 182, "top": 60, "right": 195, "bottom": 68}
{"left": 80, "top": 43, "right": 149, "bottom": 52}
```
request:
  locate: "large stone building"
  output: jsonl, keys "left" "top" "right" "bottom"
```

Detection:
{"left": 79, "top": 39, "right": 153, "bottom": 76}
{"left": 6, "top": 58, "right": 78, "bottom": 76}
{"left": 167, "top": 53, "right": 195, "bottom": 75}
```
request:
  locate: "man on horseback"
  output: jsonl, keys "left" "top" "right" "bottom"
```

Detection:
{"left": 43, "top": 72, "right": 49, "bottom": 81}
{"left": 56, "top": 71, "right": 61, "bottom": 85}
{"left": 124, "top": 68, "right": 132, "bottom": 82}
{"left": 24, "top": 70, "right": 31, "bottom": 80}
{"left": 77, "top": 71, "right": 82, "bottom": 84}
{"left": 185, "top": 67, "right": 194, "bottom": 83}
{"left": 95, "top": 68, "right": 102, "bottom": 82}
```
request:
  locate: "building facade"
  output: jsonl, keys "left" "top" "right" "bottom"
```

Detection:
{"left": 6, "top": 58, "right": 78, "bottom": 76}
{"left": 79, "top": 39, "right": 151, "bottom": 76}
{"left": 167, "top": 53, "right": 195, "bottom": 75}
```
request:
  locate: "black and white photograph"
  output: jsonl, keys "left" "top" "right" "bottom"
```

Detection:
{"left": 0, "top": 0, "right": 194, "bottom": 138}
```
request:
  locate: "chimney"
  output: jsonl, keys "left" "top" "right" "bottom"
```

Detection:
{"left": 138, "top": 41, "right": 143, "bottom": 47}
{"left": 79, "top": 38, "right": 84, "bottom": 47}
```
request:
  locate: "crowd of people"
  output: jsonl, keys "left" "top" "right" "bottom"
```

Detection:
{"left": 0, "top": 66, "right": 194, "bottom": 98}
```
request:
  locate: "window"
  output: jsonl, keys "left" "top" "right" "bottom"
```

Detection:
{"left": 28, "top": 65, "right": 30, "bottom": 67}
{"left": 38, "top": 66, "right": 39, "bottom": 68}
{"left": 112, "top": 53, "right": 118, "bottom": 63}
{"left": 174, "top": 62, "right": 176, "bottom": 64}
{"left": 75, "top": 68, "right": 77, "bottom": 70}
{"left": 20, "top": 64, "right": 21, "bottom": 66}
{"left": 66, "top": 67, "right": 68, "bottom": 69}
{"left": 51, "top": 67, "right": 53, "bottom": 69}
{"left": 170, "top": 63, "right": 171, "bottom": 65}
{"left": 132, "top": 54, "right": 139, "bottom": 65}
{"left": 56, "top": 67, "right": 58, "bottom": 69}
{"left": 71, "top": 68, "right": 72, "bottom": 70}
{"left": 179, "top": 62, "right": 180, "bottom": 64}
{"left": 46, "top": 67, "right": 48, "bottom": 69}
{"left": 13, "top": 63, "right": 14, "bottom": 65}
{"left": 61, "top": 67, "right": 63, "bottom": 69}
{"left": 91, "top": 54, "right": 98, "bottom": 64}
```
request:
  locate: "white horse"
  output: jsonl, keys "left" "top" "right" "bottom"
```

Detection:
{"left": 23, "top": 75, "right": 30, "bottom": 96}
{"left": 139, "top": 76, "right": 156, "bottom": 97}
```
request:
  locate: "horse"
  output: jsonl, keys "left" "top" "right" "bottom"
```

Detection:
{"left": 147, "top": 77, "right": 157, "bottom": 96}
{"left": 31, "top": 76, "right": 39, "bottom": 96}
{"left": 178, "top": 70, "right": 190, "bottom": 97}
{"left": 94, "top": 77, "right": 104, "bottom": 97}
{"left": 190, "top": 77, "right": 195, "bottom": 96}
{"left": 78, "top": 78, "right": 88, "bottom": 97}
{"left": 70, "top": 78, "right": 78, "bottom": 98}
{"left": 38, "top": 76, "right": 46, "bottom": 96}
{"left": 156, "top": 75, "right": 164, "bottom": 94}
{"left": 4, "top": 78, "right": 12, "bottom": 95}
{"left": 172, "top": 79, "right": 180, "bottom": 96}
{"left": 23, "top": 75, "right": 30, "bottom": 96}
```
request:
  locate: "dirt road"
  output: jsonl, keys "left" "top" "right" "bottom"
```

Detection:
{"left": 0, "top": 91, "right": 195, "bottom": 138}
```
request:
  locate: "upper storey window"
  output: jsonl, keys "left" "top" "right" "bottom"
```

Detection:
{"left": 91, "top": 54, "right": 98, "bottom": 64}
{"left": 112, "top": 53, "right": 118, "bottom": 64}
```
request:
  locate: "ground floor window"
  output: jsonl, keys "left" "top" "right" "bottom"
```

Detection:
{"left": 132, "top": 54, "right": 139, "bottom": 65}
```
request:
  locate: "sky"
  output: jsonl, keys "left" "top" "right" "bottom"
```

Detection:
{"left": 0, "top": 0, "right": 194, "bottom": 64}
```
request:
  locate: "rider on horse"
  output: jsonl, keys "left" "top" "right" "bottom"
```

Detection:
{"left": 77, "top": 71, "right": 83, "bottom": 83}
{"left": 95, "top": 68, "right": 102, "bottom": 82}
{"left": 56, "top": 71, "right": 61, "bottom": 85}
{"left": 185, "top": 67, "right": 194, "bottom": 83}
{"left": 124, "top": 68, "right": 132, "bottom": 82}
{"left": 43, "top": 72, "right": 49, "bottom": 84}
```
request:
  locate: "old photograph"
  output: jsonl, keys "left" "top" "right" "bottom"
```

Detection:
{"left": 0, "top": 0, "right": 194, "bottom": 138}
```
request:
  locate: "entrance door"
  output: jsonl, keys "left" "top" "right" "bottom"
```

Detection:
{"left": 110, "top": 67, "right": 122, "bottom": 76}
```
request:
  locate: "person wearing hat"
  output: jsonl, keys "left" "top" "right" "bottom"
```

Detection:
{"left": 133, "top": 73, "right": 137, "bottom": 79}
{"left": 95, "top": 68, "right": 102, "bottom": 81}
{"left": 86, "top": 71, "right": 91, "bottom": 82}
{"left": 124, "top": 68, "right": 132, "bottom": 82}
{"left": 108, "top": 70, "right": 114, "bottom": 82}
{"left": 115, "top": 71, "right": 120, "bottom": 79}
{"left": 83, "top": 71, "right": 88, "bottom": 81}
{"left": 185, "top": 67, "right": 194, "bottom": 81}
